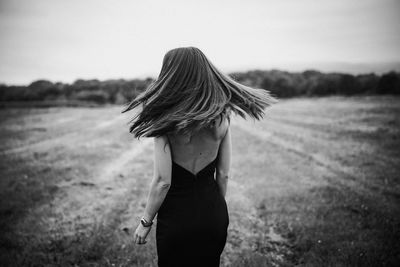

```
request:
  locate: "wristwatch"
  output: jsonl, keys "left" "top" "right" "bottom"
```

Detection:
{"left": 140, "top": 217, "right": 153, "bottom": 227}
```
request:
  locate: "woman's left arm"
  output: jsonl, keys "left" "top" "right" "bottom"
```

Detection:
{"left": 134, "top": 136, "right": 172, "bottom": 245}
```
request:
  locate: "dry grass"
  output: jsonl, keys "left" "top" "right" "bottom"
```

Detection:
{"left": 0, "top": 96, "right": 399, "bottom": 266}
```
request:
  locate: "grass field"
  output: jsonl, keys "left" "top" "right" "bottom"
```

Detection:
{"left": 0, "top": 96, "right": 399, "bottom": 267}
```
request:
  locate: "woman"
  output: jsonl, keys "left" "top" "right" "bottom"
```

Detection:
{"left": 121, "top": 47, "right": 277, "bottom": 267}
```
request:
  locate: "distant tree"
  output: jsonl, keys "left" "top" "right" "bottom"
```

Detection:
{"left": 261, "top": 77, "right": 273, "bottom": 91}
{"left": 302, "top": 70, "right": 322, "bottom": 79}
{"left": 377, "top": 72, "right": 400, "bottom": 94}
{"left": 24, "top": 80, "right": 57, "bottom": 100}
{"left": 357, "top": 74, "right": 379, "bottom": 94}
{"left": 72, "top": 90, "right": 108, "bottom": 104}
{"left": 339, "top": 74, "right": 362, "bottom": 95}
{"left": 0, "top": 70, "right": 399, "bottom": 103}
{"left": 72, "top": 79, "right": 101, "bottom": 92}
{"left": 29, "top": 80, "right": 54, "bottom": 90}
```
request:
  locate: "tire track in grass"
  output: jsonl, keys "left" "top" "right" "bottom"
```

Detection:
{"left": 226, "top": 118, "right": 371, "bottom": 266}
{"left": 222, "top": 178, "right": 292, "bottom": 267}
{"left": 48, "top": 137, "right": 153, "bottom": 233}
{"left": 81, "top": 128, "right": 292, "bottom": 266}
{"left": 231, "top": 118, "right": 379, "bottom": 195}
{"left": 74, "top": 137, "right": 157, "bottom": 266}
{"left": 18, "top": 137, "right": 154, "bottom": 266}
{"left": 0, "top": 109, "right": 97, "bottom": 153}
{"left": 232, "top": 118, "right": 348, "bottom": 175}
{"left": 220, "top": 120, "right": 314, "bottom": 266}
{"left": 264, "top": 117, "right": 399, "bottom": 170}
{"left": 1, "top": 108, "right": 127, "bottom": 155}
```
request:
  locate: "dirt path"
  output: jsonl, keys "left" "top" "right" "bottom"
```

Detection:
{"left": 222, "top": 177, "right": 292, "bottom": 267}
{"left": 231, "top": 116, "right": 396, "bottom": 197}
{"left": 48, "top": 137, "right": 152, "bottom": 230}
{"left": 2, "top": 97, "right": 399, "bottom": 266}
{"left": 12, "top": 113, "right": 380, "bottom": 266}
{"left": 18, "top": 114, "right": 296, "bottom": 266}
{"left": 1, "top": 108, "right": 127, "bottom": 155}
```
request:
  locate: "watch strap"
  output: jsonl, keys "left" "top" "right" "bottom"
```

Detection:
{"left": 141, "top": 218, "right": 153, "bottom": 227}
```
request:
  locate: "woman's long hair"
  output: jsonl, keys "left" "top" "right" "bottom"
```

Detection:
{"left": 121, "top": 47, "right": 278, "bottom": 139}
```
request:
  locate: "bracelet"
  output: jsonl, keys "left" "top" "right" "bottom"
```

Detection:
{"left": 140, "top": 217, "right": 153, "bottom": 227}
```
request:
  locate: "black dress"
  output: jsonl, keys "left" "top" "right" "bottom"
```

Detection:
{"left": 156, "top": 156, "right": 229, "bottom": 267}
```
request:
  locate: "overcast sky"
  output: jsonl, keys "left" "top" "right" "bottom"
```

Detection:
{"left": 1, "top": 0, "right": 399, "bottom": 85}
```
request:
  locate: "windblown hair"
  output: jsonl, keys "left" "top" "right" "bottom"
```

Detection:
{"left": 121, "top": 47, "right": 278, "bottom": 138}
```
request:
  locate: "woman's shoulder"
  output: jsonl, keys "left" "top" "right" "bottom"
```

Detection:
{"left": 209, "top": 113, "right": 230, "bottom": 140}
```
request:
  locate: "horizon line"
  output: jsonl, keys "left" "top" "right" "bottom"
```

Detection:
{"left": 1, "top": 64, "right": 400, "bottom": 87}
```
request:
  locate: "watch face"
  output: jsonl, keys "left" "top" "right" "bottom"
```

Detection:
{"left": 141, "top": 219, "right": 152, "bottom": 227}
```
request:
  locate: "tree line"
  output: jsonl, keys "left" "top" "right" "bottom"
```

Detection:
{"left": 0, "top": 70, "right": 399, "bottom": 105}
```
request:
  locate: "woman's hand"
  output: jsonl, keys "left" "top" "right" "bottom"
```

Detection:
{"left": 134, "top": 223, "right": 152, "bottom": 245}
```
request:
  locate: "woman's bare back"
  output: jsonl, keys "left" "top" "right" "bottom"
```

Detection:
{"left": 166, "top": 116, "right": 230, "bottom": 176}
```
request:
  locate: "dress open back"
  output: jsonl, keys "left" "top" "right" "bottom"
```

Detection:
{"left": 155, "top": 133, "right": 229, "bottom": 267}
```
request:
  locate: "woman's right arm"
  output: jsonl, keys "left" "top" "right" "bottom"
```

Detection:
{"left": 142, "top": 136, "right": 172, "bottom": 223}
{"left": 134, "top": 136, "right": 171, "bottom": 245}
{"left": 216, "top": 126, "right": 232, "bottom": 198}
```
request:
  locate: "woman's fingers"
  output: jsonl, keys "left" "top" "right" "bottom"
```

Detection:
{"left": 134, "top": 234, "right": 147, "bottom": 245}
{"left": 141, "top": 238, "right": 147, "bottom": 244}
{"left": 133, "top": 224, "right": 151, "bottom": 245}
